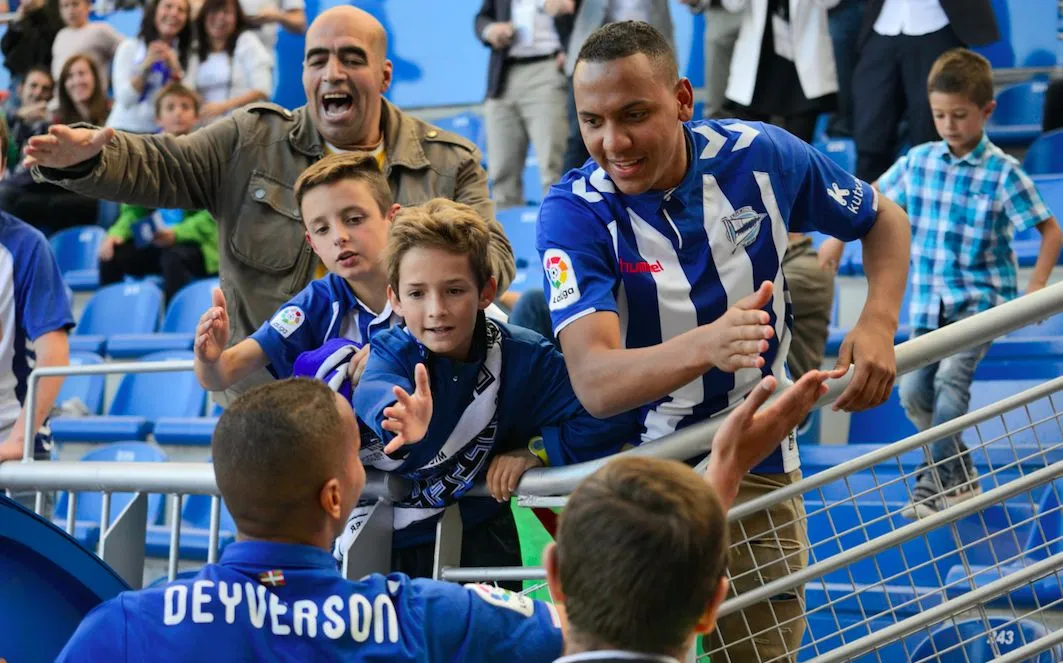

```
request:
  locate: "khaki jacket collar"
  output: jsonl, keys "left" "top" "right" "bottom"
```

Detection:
{"left": 286, "top": 98, "right": 430, "bottom": 172}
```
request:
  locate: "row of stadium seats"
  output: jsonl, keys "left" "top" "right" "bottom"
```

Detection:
{"left": 52, "top": 442, "right": 237, "bottom": 559}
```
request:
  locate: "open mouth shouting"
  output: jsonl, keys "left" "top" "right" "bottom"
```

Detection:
{"left": 321, "top": 91, "right": 355, "bottom": 122}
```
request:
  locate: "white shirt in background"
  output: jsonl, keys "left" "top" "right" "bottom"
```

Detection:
{"left": 873, "top": 0, "right": 950, "bottom": 37}
{"left": 52, "top": 22, "right": 124, "bottom": 92}
{"left": 508, "top": 0, "right": 561, "bottom": 58}
{"left": 237, "top": 0, "right": 304, "bottom": 53}
{"left": 605, "top": 0, "right": 654, "bottom": 23}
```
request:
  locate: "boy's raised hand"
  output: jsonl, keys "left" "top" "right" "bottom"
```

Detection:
{"left": 382, "top": 363, "right": 433, "bottom": 454}
{"left": 193, "top": 288, "right": 230, "bottom": 364}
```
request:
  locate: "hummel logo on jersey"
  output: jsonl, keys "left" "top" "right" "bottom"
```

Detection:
{"left": 827, "top": 182, "right": 850, "bottom": 206}
{"left": 619, "top": 258, "right": 663, "bottom": 274}
{"left": 721, "top": 206, "right": 766, "bottom": 251}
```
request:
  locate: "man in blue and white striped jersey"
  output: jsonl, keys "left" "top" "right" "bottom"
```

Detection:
{"left": 535, "top": 20, "right": 911, "bottom": 663}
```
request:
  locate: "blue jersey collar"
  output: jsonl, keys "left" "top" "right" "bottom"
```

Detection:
{"left": 219, "top": 540, "right": 340, "bottom": 573}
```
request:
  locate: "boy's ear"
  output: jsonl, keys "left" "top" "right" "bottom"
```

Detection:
{"left": 387, "top": 284, "right": 403, "bottom": 316}
{"left": 304, "top": 230, "right": 317, "bottom": 251}
{"left": 319, "top": 477, "right": 344, "bottom": 521}
{"left": 478, "top": 276, "right": 498, "bottom": 310}
{"left": 386, "top": 203, "right": 401, "bottom": 222}
{"left": 692, "top": 576, "right": 730, "bottom": 636}
{"left": 982, "top": 99, "right": 997, "bottom": 121}
{"left": 543, "top": 543, "right": 566, "bottom": 606}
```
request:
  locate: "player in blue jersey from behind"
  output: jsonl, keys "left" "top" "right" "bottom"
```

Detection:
{"left": 55, "top": 377, "right": 566, "bottom": 662}
{"left": 348, "top": 198, "right": 640, "bottom": 581}
{"left": 0, "top": 116, "right": 74, "bottom": 509}
{"left": 535, "top": 20, "right": 913, "bottom": 663}
{"left": 193, "top": 152, "right": 401, "bottom": 396}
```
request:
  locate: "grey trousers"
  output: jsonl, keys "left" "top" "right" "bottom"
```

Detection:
{"left": 703, "top": 7, "right": 744, "bottom": 118}
{"left": 485, "top": 57, "right": 569, "bottom": 208}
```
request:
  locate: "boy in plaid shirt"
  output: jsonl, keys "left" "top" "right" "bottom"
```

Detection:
{"left": 879, "top": 49, "right": 1062, "bottom": 517}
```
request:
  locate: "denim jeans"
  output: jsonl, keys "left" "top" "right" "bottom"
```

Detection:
{"left": 898, "top": 328, "right": 990, "bottom": 488}
{"left": 826, "top": 0, "right": 866, "bottom": 137}
{"left": 509, "top": 288, "right": 558, "bottom": 348}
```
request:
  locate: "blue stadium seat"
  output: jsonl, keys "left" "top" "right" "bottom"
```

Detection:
{"left": 49, "top": 226, "right": 105, "bottom": 292}
{"left": 107, "top": 278, "right": 219, "bottom": 358}
{"left": 432, "top": 112, "right": 486, "bottom": 153}
{"left": 55, "top": 352, "right": 107, "bottom": 415}
{"left": 50, "top": 351, "right": 205, "bottom": 443}
{"left": 1023, "top": 129, "right": 1063, "bottom": 175}
{"left": 69, "top": 281, "right": 163, "bottom": 356}
{"left": 52, "top": 442, "right": 168, "bottom": 549}
{"left": 847, "top": 388, "right": 919, "bottom": 444}
{"left": 496, "top": 205, "right": 542, "bottom": 294}
{"left": 523, "top": 151, "right": 543, "bottom": 205}
{"left": 152, "top": 417, "right": 218, "bottom": 446}
{"left": 909, "top": 617, "right": 1057, "bottom": 662}
{"left": 1011, "top": 174, "right": 1063, "bottom": 266}
{"left": 814, "top": 138, "right": 856, "bottom": 174}
{"left": 985, "top": 78, "right": 1047, "bottom": 146}
{"left": 145, "top": 493, "right": 237, "bottom": 560}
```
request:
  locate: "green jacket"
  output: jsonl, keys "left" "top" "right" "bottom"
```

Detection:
{"left": 109, "top": 204, "right": 219, "bottom": 275}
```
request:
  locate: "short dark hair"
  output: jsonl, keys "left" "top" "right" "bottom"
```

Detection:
{"left": 154, "top": 82, "right": 200, "bottom": 118}
{"left": 556, "top": 456, "right": 728, "bottom": 654}
{"left": 575, "top": 20, "right": 678, "bottom": 82}
{"left": 927, "top": 48, "right": 994, "bottom": 108}
{"left": 212, "top": 378, "right": 348, "bottom": 534}
{"left": 23, "top": 66, "right": 54, "bottom": 88}
{"left": 294, "top": 152, "right": 393, "bottom": 216}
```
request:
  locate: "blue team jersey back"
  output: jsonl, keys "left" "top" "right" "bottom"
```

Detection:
{"left": 56, "top": 541, "right": 563, "bottom": 662}
{"left": 536, "top": 120, "right": 879, "bottom": 473}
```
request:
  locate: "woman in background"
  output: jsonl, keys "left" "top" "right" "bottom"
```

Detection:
{"left": 194, "top": 0, "right": 273, "bottom": 123}
{"left": 55, "top": 54, "right": 113, "bottom": 125}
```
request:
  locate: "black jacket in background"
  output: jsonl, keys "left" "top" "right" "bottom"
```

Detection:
{"left": 475, "top": 0, "right": 576, "bottom": 99}
{"left": 1, "top": 1, "right": 63, "bottom": 78}
{"left": 859, "top": 0, "right": 1000, "bottom": 48}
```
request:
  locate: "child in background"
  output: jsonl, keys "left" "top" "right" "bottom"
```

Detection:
{"left": 51, "top": 0, "right": 123, "bottom": 96}
{"left": 878, "top": 49, "right": 1062, "bottom": 517}
{"left": 97, "top": 83, "right": 218, "bottom": 301}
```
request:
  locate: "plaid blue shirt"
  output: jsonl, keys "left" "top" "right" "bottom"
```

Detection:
{"left": 878, "top": 134, "right": 1052, "bottom": 330}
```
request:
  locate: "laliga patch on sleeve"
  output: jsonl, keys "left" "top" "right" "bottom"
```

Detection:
{"left": 466, "top": 583, "right": 535, "bottom": 617}
{"left": 270, "top": 306, "right": 305, "bottom": 338}
{"left": 544, "top": 249, "right": 581, "bottom": 311}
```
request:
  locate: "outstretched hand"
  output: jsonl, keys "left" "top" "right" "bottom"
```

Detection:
{"left": 193, "top": 288, "right": 230, "bottom": 365}
{"left": 381, "top": 364, "right": 433, "bottom": 454}
{"left": 22, "top": 125, "right": 115, "bottom": 171}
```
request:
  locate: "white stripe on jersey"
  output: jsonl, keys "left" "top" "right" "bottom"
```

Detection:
{"left": 607, "top": 221, "right": 630, "bottom": 345}
{"left": 702, "top": 174, "right": 764, "bottom": 410}
{"left": 0, "top": 246, "right": 18, "bottom": 428}
{"left": 629, "top": 208, "right": 703, "bottom": 441}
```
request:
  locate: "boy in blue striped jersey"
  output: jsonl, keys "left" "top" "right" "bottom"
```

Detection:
{"left": 193, "top": 152, "right": 402, "bottom": 393}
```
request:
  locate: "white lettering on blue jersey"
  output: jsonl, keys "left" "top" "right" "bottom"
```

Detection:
{"left": 537, "top": 120, "right": 879, "bottom": 473}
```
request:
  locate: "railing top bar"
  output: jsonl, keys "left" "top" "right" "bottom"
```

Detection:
{"left": 0, "top": 461, "right": 393, "bottom": 497}
{"left": 28, "top": 359, "right": 195, "bottom": 378}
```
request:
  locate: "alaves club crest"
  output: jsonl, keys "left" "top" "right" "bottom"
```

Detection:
{"left": 722, "top": 206, "right": 767, "bottom": 252}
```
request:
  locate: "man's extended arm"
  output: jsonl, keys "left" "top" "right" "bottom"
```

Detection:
{"left": 27, "top": 119, "right": 237, "bottom": 219}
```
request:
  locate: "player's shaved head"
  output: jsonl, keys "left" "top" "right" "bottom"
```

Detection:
{"left": 308, "top": 5, "right": 387, "bottom": 59}
{"left": 574, "top": 20, "right": 678, "bottom": 84}
{"left": 213, "top": 378, "right": 363, "bottom": 541}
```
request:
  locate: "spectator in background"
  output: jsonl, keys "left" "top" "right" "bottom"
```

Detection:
{"left": 0, "top": 60, "right": 98, "bottom": 234}
{"left": 0, "top": 0, "right": 63, "bottom": 111}
{"left": 724, "top": 0, "right": 839, "bottom": 144}
{"left": 108, "top": 0, "right": 198, "bottom": 133}
{"left": 194, "top": 0, "right": 273, "bottom": 123}
{"left": 1044, "top": 78, "right": 1063, "bottom": 134}
{"left": 475, "top": 0, "right": 572, "bottom": 207}
{"left": 4, "top": 67, "right": 54, "bottom": 173}
{"left": 55, "top": 54, "right": 113, "bottom": 125}
{"left": 0, "top": 119, "right": 73, "bottom": 513}
{"left": 238, "top": 0, "right": 305, "bottom": 54}
{"left": 51, "top": 0, "right": 123, "bottom": 96}
{"left": 546, "top": 0, "right": 675, "bottom": 173}
{"left": 680, "top": 0, "right": 743, "bottom": 119}
{"left": 98, "top": 83, "right": 218, "bottom": 300}
{"left": 851, "top": 0, "right": 999, "bottom": 182}
{"left": 825, "top": 0, "right": 865, "bottom": 137}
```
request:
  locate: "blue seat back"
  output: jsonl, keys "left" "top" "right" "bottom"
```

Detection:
{"left": 1023, "top": 129, "right": 1063, "bottom": 175}
{"left": 1024, "top": 479, "right": 1063, "bottom": 558}
{"left": 814, "top": 138, "right": 856, "bottom": 174}
{"left": 56, "top": 352, "right": 107, "bottom": 415}
{"left": 431, "top": 112, "right": 485, "bottom": 152}
{"left": 909, "top": 617, "right": 1056, "bottom": 662}
{"left": 162, "top": 278, "right": 219, "bottom": 333}
{"left": 496, "top": 205, "right": 542, "bottom": 292}
{"left": 990, "top": 79, "right": 1048, "bottom": 126}
{"left": 48, "top": 226, "right": 106, "bottom": 275}
{"left": 847, "top": 388, "right": 918, "bottom": 444}
{"left": 182, "top": 494, "right": 238, "bottom": 532}
{"left": 76, "top": 281, "right": 163, "bottom": 337}
{"left": 54, "top": 443, "right": 168, "bottom": 525}
{"left": 109, "top": 351, "right": 206, "bottom": 418}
